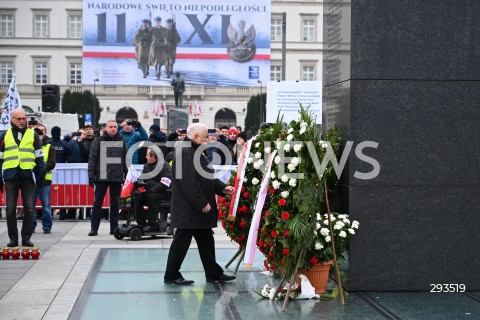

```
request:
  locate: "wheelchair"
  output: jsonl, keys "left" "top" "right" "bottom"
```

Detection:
{"left": 114, "top": 180, "right": 173, "bottom": 241}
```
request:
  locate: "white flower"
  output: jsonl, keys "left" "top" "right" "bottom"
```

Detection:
{"left": 325, "top": 235, "right": 331, "bottom": 242}
{"left": 272, "top": 180, "right": 281, "bottom": 189}
{"left": 255, "top": 142, "right": 260, "bottom": 148}
{"left": 254, "top": 152, "right": 262, "bottom": 159}
{"left": 286, "top": 134, "right": 294, "bottom": 141}
{"left": 348, "top": 228, "right": 355, "bottom": 235}
{"left": 287, "top": 127, "right": 294, "bottom": 134}
{"left": 323, "top": 220, "right": 329, "bottom": 225}
{"left": 253, "top": 162, "right": 261, "bottom": 169}
{"left": 316, "top": 213, "right": 322, "bottom": 221}
{"left": 257, "top": 159, "right": 264, "bottom": 166}
{"left": 264, "top": 147, "right": 271, "bottom": 154}
{"left": 299, "top": 127, "right": 306, "bottom": 134}
{"left": 252, "top": 177, "right": 259, "bottom": 185}
{"left": 270, "top": 171, "right": 276, "bottom": 179}
{"left": 352, "top": 221, "right": 360, "bottom": 229}
{"left": 316, "top": 222, "right": 321, "bottom": 230}
{"left": 339, "top": 231, "right": 347, "bottom": 238}
{"left": 281, "top": 175, "right": 289, "bottom": 182}
{"left": 313, "top": 230, "right": 318, "bottom": 236}
{"left": 291, "top": 157, "right": 300, "bottom": 166}
{"left": 293, "top": 144, "right": 302, "bottom": 152}
{"left": 287, "top": 163, "right": 296, "bottom": 172}
{"left": 334, "top": 224, "right": 342, "bottom": 230}
{"left": 274, "top": 155, "right": 281, "bottom": 164}
{"left": 343, "top": 219, "right": 350, "bottom": 224}
{"left": 335, "top": 221, "right": 345, "bottom": 228}
{"left": 247, "top": 157, "right": 254, "bottom": 164}
{"left": 289, "top": 292, "right": 297, "bottom": 299}
{"left": 243, "top": 177, "right": 248, "bottom": 182}
{"left": 320, "top": 140, "right": 329, "bottom": 149}
{"left": 300, "top": 121, "right": 308, "bottom": 128}
{"left": 268, "top": 290, "right": 276, "bottom": 300}
{"left": 320, "top": 228, "right": 329, "bottom": 236}
{"left": 288, "top": 178, "right": 297, "bottom": 187}
{"left": 338, "top": 214, "right": 347, "bottom": 219}
{"left": 283, "top": 143, "right": 291, "bottom": 152}
{"left": 280, "top": 190, "right": 289, "bottom": 198}
{"left": 315, "top": 243, "right": 324, "bottom": 250}
{"left": 330, "top": 215, "right": 336, "bottom": 222}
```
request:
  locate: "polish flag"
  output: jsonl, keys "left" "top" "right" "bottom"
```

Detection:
{"left": 189, "top": 103, "right": 193, "bottom": 115}
{"left": 195, "top": 100, "right": 201, "bottom": 116}
{"left": 155, "top": 99, "right": 160, "bottom": 116}
{"left": 162, "top": 100, "right": 167, "bottom": 116}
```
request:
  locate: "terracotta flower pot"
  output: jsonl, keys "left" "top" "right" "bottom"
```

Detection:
{"left": 297, "top": 260, "right": 334, "bottom": 294}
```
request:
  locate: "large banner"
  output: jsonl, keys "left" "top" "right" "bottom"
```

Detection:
{"left": 83, "top": 0, "right": 271, "bottom": 86}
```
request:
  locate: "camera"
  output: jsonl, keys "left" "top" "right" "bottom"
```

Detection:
{"left": 180, "top": 129, "right": 187, "bottom": 134}
{"left": 207, "top": 129, "right": 216, "bottom": 134}
{"left": 72, "top": 132, "right": 82, "bottom": 137}
{"left": 28, "top": 119, "right": 38, "bottom": 126}
{"left": 126, "top": 120, "right": 135, "bottom": 126}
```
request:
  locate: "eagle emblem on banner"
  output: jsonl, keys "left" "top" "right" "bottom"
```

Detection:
{"left": 227, "top": 20, "right": 256, "bottom": 63}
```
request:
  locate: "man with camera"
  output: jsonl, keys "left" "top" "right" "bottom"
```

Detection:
{"left": 119, "top": 119, "right": 148, "bottom": 165}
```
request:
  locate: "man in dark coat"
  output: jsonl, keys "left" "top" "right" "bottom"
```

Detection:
{"left": 164, "top": 123, "right": 235, "bottom": 285}
{"left": 88, "top": 120, "right": 128, "bottom": 236}
{"left": 135, "top": 147, "right": 172, "bottom": 231}
{"left": 138, "top": 124, "right": 169, "bottom": 164}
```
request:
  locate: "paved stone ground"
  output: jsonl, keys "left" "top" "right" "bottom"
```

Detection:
{"left": 0, "top": 218, "right": 238, "bottom": 320}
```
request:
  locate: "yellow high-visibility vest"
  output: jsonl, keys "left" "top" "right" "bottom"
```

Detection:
{"left": 3, "top": 128, "right": 36, "bottom": 170}
{"left": 41, "top": 144, "right": 52, "bottom": 180}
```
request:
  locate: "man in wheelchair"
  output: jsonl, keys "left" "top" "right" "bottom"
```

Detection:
{"left": 135, "top": 147, "right": 172, "bottom": 232}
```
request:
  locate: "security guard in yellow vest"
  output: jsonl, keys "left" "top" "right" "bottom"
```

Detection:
{"left": 32, "top": 126, "right": 56, "bottom": 234}
{"left": 0, "top": 109, "right": 45, "bottom": 247}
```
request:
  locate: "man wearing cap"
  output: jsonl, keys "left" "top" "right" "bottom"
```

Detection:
{"left": 32, "top": 127, "right": 55, "bottom": 234}
{"left": 138, "top": 124, "right": 169, "bottom": 164}
{"left": 0, "top": 109, "right": 45, "bottom": 247}
{"left": 119, "top": 119, "right": 148, "bottom": 164}
{"left": 165, "top": 18, "right": 181, "bottom": 77}
{"left": 134, "top": 19, "right": 153, "bottom": 78}
{"left": 150, "top": 16, "right": 167, "bottom": 80}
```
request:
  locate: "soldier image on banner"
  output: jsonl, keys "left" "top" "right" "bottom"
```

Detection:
{"left": 149, "top": 16, "right": 168, "bottom": 80}
{"left": 134, "top": 19, "right": 153, "bottom": 78}
{"left": 165, "top": 18, "right": 181, "bottom": 78}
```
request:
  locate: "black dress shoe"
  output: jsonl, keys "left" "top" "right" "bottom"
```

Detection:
{"left": 43, "top": 229, "right": 51, "bottom": 234}
{"left": 88, "top": 231, "right": 98, "bottom": 236}
{"left": 7, "top": 240, "right": 18, "bottom": 247}
{"left": 206, "top": 274, "right": 236, "bottom": 283}
{"left": 22, "top": 239, "right": 34, "bottom": 247}
{"left": 164, "top": 278, "right": 194, "bottom": 285}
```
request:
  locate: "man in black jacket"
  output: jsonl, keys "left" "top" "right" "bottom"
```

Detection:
{"left": 164, "top": 123, "right": 235, "bottom": 285}
{"left": 136, "top": 147, "right": 172, "bottom": 231}
{"left": 138, "top": 124, "right": 169, "bottom": 164}
{"left": 87, "top": 120, "right": 128, "bottom": 236}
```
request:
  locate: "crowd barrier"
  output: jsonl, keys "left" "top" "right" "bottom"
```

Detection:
{"left": 0, "top": 163, "right": 236, "bottom": 217}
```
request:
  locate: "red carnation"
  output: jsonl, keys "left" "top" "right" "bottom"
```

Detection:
{"left": 271, "top": 230, "right": 279, "bottom": 238}
{"left": 238, "top": 205, "right": 248, "bottom": 214}
{"left": 281, "top": 211, "right": 290, "bottom": 220}
{"left": 229, "top": 225, "right": 234, "bottom": 230}
{"left": 271, "top": 264, "right": 276, "bottom": 270}
{"left": 243, "top": 192, "right": 249, "bottom": 199}
{"left": 258, "top": 240, "right": 265, "bottom": 247}
{"left": 240, "top": 220, "right": 247, "bottom": 228}
{"left": 283, "top": 230, "right": 290, "bottom": 237}
{"left": 241, "top": 186, "right": 245, "bottom": 192}
{"left": 264, "top": 211, "right": 269, "bottom": 217}
{"left": 221, "top": 221, "right": 226, "bottom": 228}
{"left": 260, "top": 228, "right": 265, "bottom": 234}
{"left": 259, "top": 247, "right": 265, "bottom": 253}
{"left": 310, "top": 257, "right": 319, "bottom": 265}
{"left": 269, "top": 251, "right": 275, "bottom": 258}
{"left": 278, "top": 198, "right": 287, "bottom": 206}
{"left": 282, "top": 248, "right": 290, "bottom": 255}
{"left": 268, "top": 188, "right": 275, "bottom": 194}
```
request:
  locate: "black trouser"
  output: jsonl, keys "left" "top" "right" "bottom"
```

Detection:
{"left": 135, "top": 191, "right": 170, "bottom": 227}
{"left": 174, "top": 91, "right": 183, "bottom": 108}
{"left": 164, "top": 228, "right": 224, "bottom": 281}
{"left": 5, "top": 179, "right": 35, "bottom": 242}
{"left": 90, "top": 181, "right": 122, "bottom": 232}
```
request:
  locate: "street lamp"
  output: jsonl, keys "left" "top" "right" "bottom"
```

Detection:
{"left": 93, "top": 78, "right": 99, "bottom": 128}
{"left": 258, "top": 80, "right": 263, "bottom": 124}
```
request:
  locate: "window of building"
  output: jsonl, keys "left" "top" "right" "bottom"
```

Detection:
{"left": 302, "top": 65, "right": 315, "bottom": 81}
{"left": 271, "top": 18, "right": 282, "bottom": 42}
{"left": 301, "top": 15, "right": 317, "bottom": 42}
{"left": 270, "top": 65, "right": 282, "bottom": 81}
{"left": 69, "top": 62, "right": 82, "bottom": 84}
{"left": 0, "top": 13, "right": 14, "bottom": 37}
{"left": 35, "top": 62, "right": 48, "bottom": 84}
{"left": 0, "top": 61, "right": 13, "bottom": 84}
{"left": 34, "top": 14, "right": 49, "bottom": 38}
{"left": 68, "top": 14, "right": 82, "bottom": 38}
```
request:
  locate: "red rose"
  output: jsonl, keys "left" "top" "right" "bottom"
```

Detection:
{"left": 229, "top": 225, "right": 234, "bottom": 230}
{"left": 271, "top": 264, "right": 276, "bottom": 270}
{"left": 243, "top": 192, "right": 249, "bottom": 198}
{"left": 278, "top": 198, "right": 287, "bottom": 206}
{"left": 241, "top": 186, "right": 245, "bottom": 192}
{"left": 271, "top": 230, "right": 279, "bottom": 238}
{"left": 281, "top": 211, "right": 290, "bottom": 220}
{"left": 268, "top": 188, "right": 275, "bottom": 194}
{"left": 240, "top": 220, "right": 247, "bottom": 228}
{"left": 238, "top": 205, "right": 248, "bottom": 214}
{"left": 310, "top": 257, "right": 319, "bottom": 265}
{"left": 260, "top": 228, "right": 265, "bottom": 234}
{"left": 264, "top": 211, "right": 269, "bottom": 217}
{"left": 282, "top": 248, "right": 290, "bottom": 255}
{"left": 258, "top": 240, "right": 265, "bottom": 247}
{"left": 259, "top": 247, "right": 265, "bottom": 253}
{"left": 269, "top": 251, "right": 275, "bottom": 258}
{"left": 283, "top": 230, "right": 290, "bottom": 237}
{"left": 221, "top": 221, "right": 226, "bottom": 228}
